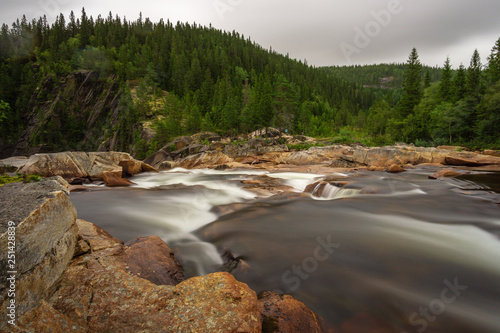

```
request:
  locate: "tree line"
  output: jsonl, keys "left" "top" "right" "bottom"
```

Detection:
{"left": 365, "top": 42, "right": 499, "bottom": 147}
{"left": 0, "top": 9, "right": 498, "bottom": 154}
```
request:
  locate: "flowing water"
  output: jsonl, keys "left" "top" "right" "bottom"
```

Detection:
{"left": 70, "top": 167, "right": 500, "bottom": 332}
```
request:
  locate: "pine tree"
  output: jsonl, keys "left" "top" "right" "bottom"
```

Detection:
{"left": 399, "top": 48, "right": 423, "bottom": 117}
{"left": 440, "top": 57, "right": 453, "bottom": 101}
{"left": 79, "top": 7, "right": 91, "bottom": 47}
{"left": 423, "top": 70, "right": 431, "bottom": 89}
{"left": 466, "top": 49, "right": 483, "bottom": 98}
{"left": 453, "top": 64, "right": 467, "bottom": 101}
{"left": 487, "top": 37, "right": 500, "bottom": 84}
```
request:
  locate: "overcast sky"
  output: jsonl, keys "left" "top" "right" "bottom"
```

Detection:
{"left": 1, "top": 0, "right": 499, "bottom": 68}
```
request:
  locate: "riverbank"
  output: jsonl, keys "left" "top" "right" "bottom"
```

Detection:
{"left": 1, "top": 142, "right": 499, "bottom": 332}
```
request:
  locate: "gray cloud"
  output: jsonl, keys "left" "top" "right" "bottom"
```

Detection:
{"left": 1, "top": 0, "right": 499, "bottom": 68}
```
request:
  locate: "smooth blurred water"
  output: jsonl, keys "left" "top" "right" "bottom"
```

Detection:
{"left": 70, "top": 167, "right": 500, "bottom": 332}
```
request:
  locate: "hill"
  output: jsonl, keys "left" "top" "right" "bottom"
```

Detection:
{"left": 0, "top": 10, "right": 376, "bottom": 157}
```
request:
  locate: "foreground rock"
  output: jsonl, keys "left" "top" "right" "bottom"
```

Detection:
{"left": 9, "top": 214, "right": 321, "bottom": 332}
{"left": 0, "top": 177, "right": 78, "bottom": 330}
{"left": 14, "top": 220, "right": 262, "bottom": 332}
{"left": 17, "top": 151, "right": 157, "bottom": 181}
{"left": 259, "top": 291, "right": 323, "bottom": 332}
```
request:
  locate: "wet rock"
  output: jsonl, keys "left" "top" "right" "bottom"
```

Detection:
{"left": 387, "top": 164, "right": 406, "bottom": 173}
{"left": 158, "top": 161, "right": 174, "bottom": 171}
{"left": 67, "top": 177, "right": 88, "bottom": 185}
{"left": 428, "top": 169, "right": 465, "bottom": 179}
{"left": 68, "top": 184, "right": 87, "bottom": 192}
{"left": 119, "top": 159, "right": 143, "bottom": 177}
{"left": 102, "top": 171, "right": 136, "bottom": 187}
{"left": 215, "top": 164, "right": 231, "bottom": 170}
{"left": 140, "top": 161, "right": 158, "bottom": 173}
{"left": 444, "top": 153, "right": 500, "bottom": 167}
{"left": 241, "top": 175, "right": 295, "bottom": 197}
{"left": 0, "top": 178, "right": 78, "bottom": 329}
{"left": 124, "top": 236, "right": 185, "bottom": 285}
{"left": 304, "top": 181, "right": 327, "bottom": 196}
{"left": 258, "top": 291, "right": 323, "bottom": 333}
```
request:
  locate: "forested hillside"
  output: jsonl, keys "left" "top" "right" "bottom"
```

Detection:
{"left": 0, "top": 9, "right": 376, "bottom": 157}
{"left": 0, "top": 9, "right": 498, "bottom": 158}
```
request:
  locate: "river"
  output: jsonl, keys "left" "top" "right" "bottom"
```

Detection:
{"left": 70, "top": 166, "right": 500, "bottom": 332}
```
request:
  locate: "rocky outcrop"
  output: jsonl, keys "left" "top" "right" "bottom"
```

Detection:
{"left": 0, "top": 177, "right": 78, "bottom": 330}
{"left": 16, "top": 151, "right": 157, "bottom": 181}
{"left": 259, "top": 291, "right": 323, "bottom": 332}
{"left": 7, "top": 70, "right": 122, "bottom": 158}
{"left": 176, "top": 151, "right": 234, "bottom": 169}
{"left": 13, "top": 220, "right": 261, "bottom": 332}
{"left": 144, "top": 133, "right": 220, "bottom": 168}
{"left": 145, "top": 136, "right": 500, "bottom": 171}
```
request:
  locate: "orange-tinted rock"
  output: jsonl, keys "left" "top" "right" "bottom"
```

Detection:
{"left": 444, "top": 154, "right": 500, "bottom": 167}
{"left": 428, "top": 169, "right": 465, "bottom": 179}
{"left": 124, "top": 236, "right": 184, "bottom": 285}
{"left": 102, "top": 171, "right": 136, "bottom": 187}
{"left": 259, "top": 291, "right": 323, "bottom": 333}
{"left": 119, "top": 160, "right": 143, "bottom": 177}
{"left": 176, "top": 151, "right": 234, "bottom": 169}
{"left": 140, "top": 161, "right": 159, "bottom": 173}
{"left": 76, "top": 219, "right": 123, "bottom": 252}
{"left": 387, "top": 164, "right": 405, "bottom": 173}
{"left": 13, "top": 300, "right": 86, "bottom": 333}
{"left": 68, "top": 184, "right": 87, "bottom": 192}
{"left": 483, "top": 149, "right": 500, "bottom": 157}
{"left": 33, "top": 220, "right": 263, "bottom": 332}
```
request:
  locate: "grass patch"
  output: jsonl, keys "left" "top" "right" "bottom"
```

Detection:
{"left": 0, "top": 173, "right": 42, "bottom": 187}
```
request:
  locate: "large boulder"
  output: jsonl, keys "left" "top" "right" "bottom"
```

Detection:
{"left": 124, "top": 236, "right": 185, "bottom": 285}
{"left": 259, "top": 291, "right": 323, "bottom": 333}
{"left": 17, "top": 152, "right": 157, "bottom": 180}
{"left": 0, "top": 177, "right": 78, "bottom": 330}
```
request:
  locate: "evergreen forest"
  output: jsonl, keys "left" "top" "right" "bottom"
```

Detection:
{"left": 0, "top": 10, "right": 498, "bottom": 158}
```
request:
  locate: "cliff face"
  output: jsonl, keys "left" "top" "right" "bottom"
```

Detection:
{"left": 3, "top": 70, "right": 122, "bottom": 158}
